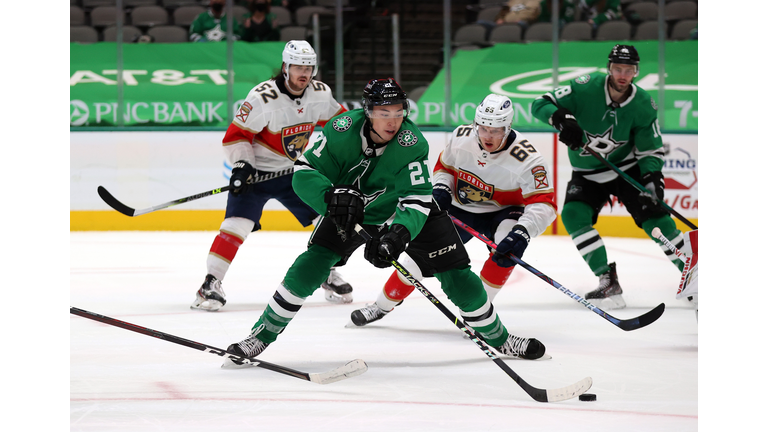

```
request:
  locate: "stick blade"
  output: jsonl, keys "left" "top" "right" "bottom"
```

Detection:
{"left": 309, "top": 359, "right": 368, "bottom": 384}
{"left": 97, "top": 186, "right": 136, "bottom": 217}
{"left": 617, "top": 303, "right": 666, "bottom": 331}
{"left": 545, "top": 376, "right": 593, "bottom": 402}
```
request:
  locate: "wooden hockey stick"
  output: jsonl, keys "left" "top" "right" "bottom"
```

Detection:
{"left": 354, "top": 225, "right": 592, "bottom": 403}
{"left": 581, "top": 146, "right": 697, "bottom": 229}
{"left": 97, "top": 168, "right": 294, "bottom": 217}
{"left": 450, "top": 216, "right": 666, "bottom": 331}
{"left": 70, "top": 306, "right": 367, "bottom": 384}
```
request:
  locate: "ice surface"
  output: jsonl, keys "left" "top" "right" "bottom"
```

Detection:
{"left": 70, "top": 231, "right": 698, "bottom": 431}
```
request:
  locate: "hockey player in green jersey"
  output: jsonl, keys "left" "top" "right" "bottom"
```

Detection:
{"left": 532, "top": 44, "right": 686, "bottom": 310}
{"left": 226, "top": 78, "right": 546, "bottom": 361}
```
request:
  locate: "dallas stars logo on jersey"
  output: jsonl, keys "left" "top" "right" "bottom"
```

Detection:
{"left": 580, "top": 125, "right": 628, "bottom": 157}
{"left": 332, "top": 116, "right": 352, "bottom": 132}
{"left": 397, "top": 130, "right": 418, "bottom": 147}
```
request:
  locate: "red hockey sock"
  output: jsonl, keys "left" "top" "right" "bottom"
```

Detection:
{"left": 383, "top": 271, "right": 415, "bottom": 301}
{"left": 209, "top": 231, "right": 244, "bottom": 263}
{"left": 480, "top": 254, "right": 514, "bottom": 289}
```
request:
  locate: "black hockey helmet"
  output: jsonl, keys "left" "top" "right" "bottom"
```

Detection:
{"left": 362, "top": 78, "right": 410, "bottom": 119}
{"left": 608, "top": 44, "right": 640, "bottom": 66}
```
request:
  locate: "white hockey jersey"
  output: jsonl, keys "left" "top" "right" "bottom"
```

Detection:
{"left": 222, "top": 79, "right": 345, "bottom": 172}
{"left": 433, "top": 125, "right": 557, "bottom": 237}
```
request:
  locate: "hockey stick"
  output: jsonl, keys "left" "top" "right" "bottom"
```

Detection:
{"left": 581, "top": 146, "right": 697, "bottom": 229}
{"left": 353, "top": 225, "right": 592, "bottom": 403}
{"left": 70, "top": 306, "right": 367, "bottom": 384}
{"left": 97, "top": 167, "right": 294, "bottom": 217}
{"left": 450, "top": 215, "right": 665, "bottom": 331}
{"left": 651, "top": 227, "right": 695, "bottom": 299}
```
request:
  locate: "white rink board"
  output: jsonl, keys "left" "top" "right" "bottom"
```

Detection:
{"left": 70, "top": 131, "right": 697, "bottom": 219}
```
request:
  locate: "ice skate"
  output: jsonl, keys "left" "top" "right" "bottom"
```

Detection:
{"left": 322, "top": 268, "right": 353, "bottom": 303}
{"left": 190, "top": 274, "right": 226, "bottom": 311}
{"left": 493, "top": 334, "right": 546, "bottom": 360}
{"left": 585, "top": 262, "right": 626, "bottom": 310}
{"left": 223, "top": 330, "right": 270, "bottom": 367}
{"left": 349, "top": 304, "right": 389, "bottom": 327}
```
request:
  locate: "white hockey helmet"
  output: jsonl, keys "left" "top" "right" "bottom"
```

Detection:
{"left": 473, "top": 94, "right": 514, "bottom": 140}
{"left": 282, "top": 40, "right": 318, "bottom": 78}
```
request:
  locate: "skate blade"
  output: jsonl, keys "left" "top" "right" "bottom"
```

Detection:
{"left": 220, "top": 358, "right": 250, "bottom": 369}
{"left": 589, "top": 295, "right": 626, "bottom": 311}
{"left": 323, "top": 289, "right": 353, "bottom": 304}
{"left": 344, "top": 320, "right": 365, "bottom": 329}
{"left": 190, "top": 299, "right": 224, "bottom": 312}
{"left": 504, "top": 353, "right": 553, "bottom": 361}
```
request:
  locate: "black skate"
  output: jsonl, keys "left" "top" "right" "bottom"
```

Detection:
{"left": 225, "top": 331, "right": 270, "bottom": 366}
{"left": 322, "top": 268, "right": 353, "bottom": 303}
{"left": 349, "top": 304, "right": 389, "bottom": 327}
{"left": 190, "top": 274, "right": 226, "bottom": 311}
{"left": 493, "top": 334, "right": 546, "bottom": 360}
{"left": 585, "top": 262, "right": 626, "bottom": 310}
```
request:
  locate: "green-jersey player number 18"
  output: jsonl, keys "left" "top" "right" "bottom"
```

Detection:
{"left": 532, "top": 44, "right": 689, "bottom": 312}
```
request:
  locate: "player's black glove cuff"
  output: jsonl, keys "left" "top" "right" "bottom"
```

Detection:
{"left": 325, "top": 185, "right": 365, "bottom": 241}
{"left": 229, "top": 160, "right": 255, "bottom": 196}
{"left": 638, "top": 171, "right": 665, "bottom": 209}
{"left": 364, "top": 224, "right": 411, "bottom": 268}
{"left": 550, "top": 108, "right": 585, "bottom": 151}
{"left": 491, "top": 225, "right": 530, "bottom": 268}
{"left": 432, "top": 184, "right": 453, "bottom": 212}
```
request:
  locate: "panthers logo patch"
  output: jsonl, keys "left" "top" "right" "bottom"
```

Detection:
{"left": 397, "top": 130, "right": 418, "bottom": 147}
{"left": 575, "top": 75, "right": 591, "bottom": 84}
{"left": 456, "top": 170, "right": 493, "bottom": 204}
{"left": 281, "top": 123, "right": 313, "bottom": 161}
{"left": 332, "top": 116, "right": 353, "bottom": 132}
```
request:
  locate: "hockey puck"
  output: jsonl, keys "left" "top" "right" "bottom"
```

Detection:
{"left": 579, "top": 393, "right": 597, "bottom": 402}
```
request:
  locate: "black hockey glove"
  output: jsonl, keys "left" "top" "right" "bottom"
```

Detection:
{"left": 550, "top": 108, "right": 585, "bottom": 151}
{"left": 324, "top": 185, "right": 365, "bottom": 241}
{"left": 229, "top": 160, "right": 255, "bottom": 196}
{"left": 491, "top": 225, "right": 530, "bottom": 268}
{"left": 638, "top": 171, "right": 665, "bottom": 210}
{"left": 364, "top": 224, "right": 411, "bottom": 269}
{"left": 432, "top": 184, "right": 453, "bottom": 212}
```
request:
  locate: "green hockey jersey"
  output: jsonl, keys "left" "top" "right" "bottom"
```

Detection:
{"left": 293, "top": 109, "right": 433, "bottom": 238}
{"left": 532, "top": 72, "right": 664, "bottom": 183}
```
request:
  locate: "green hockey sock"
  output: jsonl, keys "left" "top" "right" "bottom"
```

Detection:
{"left": 642, "top": 217, "right": 685, "bottom": 271}
{"left": 562, "top": 201, "right": 609, "bottom": 276}
{"left": 436, "top": 266, "right": 508, "bottom": 347}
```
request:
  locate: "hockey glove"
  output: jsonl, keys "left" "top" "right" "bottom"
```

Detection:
{"left": 230, "top": 160, "right": 255, "bottom": 196}
{"left": 492, "top": 225, "right": 530, "bottom": 268}
{"left": 325, "top": 185, "right": 365, "bottom": 241}
{"left": 364, "top": 224, "right": 411, "bottom": 269}
{"left": 638, "top": 171, "right": 665, "bottom": 210}
{"left": 432, "top": 184, "right": 453, "bottom": 212}
{"left": 550, "top": 108, "right": 585, "bottom": 151}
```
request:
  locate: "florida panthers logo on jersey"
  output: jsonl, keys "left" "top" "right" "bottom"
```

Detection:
{"left": 455, "top": 170, "right": 493, "bottom": 204}
{"left": 282, "top": 123, "right": 313, "bottom": 161}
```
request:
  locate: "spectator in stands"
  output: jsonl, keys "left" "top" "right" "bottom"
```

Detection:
{"left": 537, "top": 0, "right": 577, "bottom": 28}
{"left": 495, "top": 0, "right": 542, "bottom": 29}
{"left": 579, "top": 0, "right": 622, "bottom": 30}
{"left": 190, "top": 0, "right": 243, "bottom": 42}
{"left": 242, "top": 0, "right": 280, "bottom": 42}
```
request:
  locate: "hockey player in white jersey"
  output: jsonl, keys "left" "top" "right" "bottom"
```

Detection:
{"left": 350, "top": 93, "right": 557, "bottom": 326}
{"left": 191, "top": 40, "right": 354, "bottom": 311}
